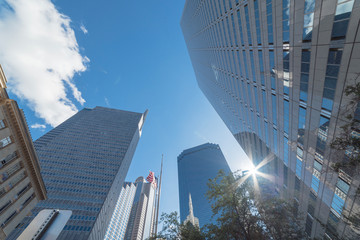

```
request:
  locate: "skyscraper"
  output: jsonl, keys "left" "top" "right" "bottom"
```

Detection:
{"left": 0, "top": 65, "right": 46, "bottom": 239}
{"left": 104, "top": 176, "right": 157, "bottom": 240}
{"left": 181, "top": 0, "right": 360, "bottom": 238}
{"left": 8, "top": 106, "right": 147, "bottom": 240}
{"left": 177, "top": 143, "right": 231, "bottom": 228}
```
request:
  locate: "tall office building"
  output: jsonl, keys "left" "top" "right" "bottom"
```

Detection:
{"left": 0, "top": 65, "right": 47, "bottom": 239}
{"left": 104, "top": 176, "right": 157, "bottom": 240}
{"left": 8, "top": 106, "right": 147, "bottom": 240}
{"left": 177, "top": 143, "right": 231, "bottom": 228}
{"left": 181, "top": 0, "right": 360, "bottom": 239}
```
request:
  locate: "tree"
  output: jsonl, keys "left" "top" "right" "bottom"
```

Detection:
{"left": 330, "top": 82, "right": 360, "bottom": 234}
{"left": 149, "top": 211, "right": 205, "bottom": 240}
{"left": 331, "top": 82, "right": 360, "bottom": 173}
{"left": 205, "top": 170, "right": 304, "bottom": 240}
{"left": 257, "top": 197, "right": 305, "bottom": 240}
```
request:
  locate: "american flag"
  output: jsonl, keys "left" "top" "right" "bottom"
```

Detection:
{"left": 146, "top": 171, "right": 155, "bottom": 183}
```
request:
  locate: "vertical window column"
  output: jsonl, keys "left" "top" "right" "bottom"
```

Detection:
{"left": 331, "top": 0, "right": 355, "bottom": 40}
{"left": 237, "top": 10, "right": 245, "bottom": 46}
{"left": 283, "top": 50, "right": 290, "bottom": 95}
{"left": 266, "top": 0, "right": 274, "bottom": 44}
{"left": 282, "top": 0, "right": 290, "bottom": 43}
{"left": 269, "top": 50, "right": 276, "bottom": 90}
{"left": 258, "top": 50, "right": 265, "bottom": 86}
{"left": 244, "top": 4, "right": 252, "bottom": 45}
{"left": 321, "top": 49, "right": 343, "bottom": 113}
{"left": 254, "top": 0, "right": 262, "bottom": 45}
{"left": 303, "top": 0, "right": 315, "bottom": 41}
{"left": 300, "top": 50, "right": 311, "bottom": 103}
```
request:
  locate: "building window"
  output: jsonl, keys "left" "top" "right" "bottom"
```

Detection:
{"left": 0, "top": 136, "right": 12, "bottom": 149}
{"left": 243, "top": 50, "right": 249, "bottom": 79}
{"left": 262, "top": 90, "right": 267, "bottom": 118}
{"left": 244, "top": 5, "right": 252, "bottom": 45}
{"left": 269, "top": 50, "right": 276, "bottom": 90}
{"left": 283, "top": 136, "right": 289, "bottom": 166}
{"left": 258, "top": 50, "right": 265, "bottom": 86}
{"left": 298, "top": 106, "right": 307, "bottom": 145}
{"left": 303, "top": 0, "right": 315, "bottom": 41}
{"left": 237, "top": 10, "right": 245, "bottom": 46}
{"left": 300, "top": 50, "right": 311, "bottom": 102}
{"left": 254, "top": 0, "right": 261, "bottom": 45}
{"left": 296, "top": 158, "right": 302, "bottom": 178}
{"left": 273, "top": 128, "right": 278, "bottom": 155}
{"left": 0, "top": 120, "right": 5, "bottom": 129}
{"left": 284, "top": 99, "right": 290, "bottom": 135}
{"left": 283, "top": 50, "right": 290, "bottom": 95}
{"left": 331, "top": 0, "right": 355, "bottom": 40}
{"left": 282, "top": 0, "right": 290, "bottom": 43}
{"left": 321, "top": 49, "right": 343, "bottom": 112}
{"left": 250, "top": 51, "right": 256, "bottom": 83}
{"left": 272, "top": 94, "right": 277, "bottom": 125}
{"left": 266, "top": 0, "right": 274, "bottom": 44}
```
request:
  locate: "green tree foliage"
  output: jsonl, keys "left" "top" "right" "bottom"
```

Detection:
{"left": 149, "top": 211, "right": 205, "bottom": 240}
{"left": 331, "top": 83, "right": 360, "bottom": 172}
{"left": 205, "top": 170, "right": 305, "bottom": 240}
{"left": 154, "top": 171, "right": 305, "bottom": 239}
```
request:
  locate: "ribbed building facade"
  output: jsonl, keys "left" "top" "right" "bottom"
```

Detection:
{"left": 0, "top": 66, "right": 47, "bottom": 239}
{"left": 178, "top": 143, "right": 231, "bottom": 228}
{"left": 8, "top": 107, "right": 147, "bottom": 240}
{"left": 104, "top": 176, "right": 157, "bottom": 240}
{"left": 181, "top": 0, "right": 360, "bottom": 239}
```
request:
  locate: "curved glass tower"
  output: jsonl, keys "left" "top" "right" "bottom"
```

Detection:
{"left": 177, "top": 143, "right": 231, "bottom": 228}
{"left": 181, "top": 0, "right": 360, "bottom": 238}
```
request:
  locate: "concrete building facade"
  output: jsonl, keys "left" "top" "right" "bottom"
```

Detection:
{"left": 0, "top": 65, "right": 46, "bottom": 239}
{"left": 181, "top": 0, "right": 360, "bottom": 239}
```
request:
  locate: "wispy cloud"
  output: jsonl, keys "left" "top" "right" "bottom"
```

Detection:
{"left": 104, "top": 97, "right": 110, "bottom": 107}
{"left": 31, "top": 123, "right": 46, "bottom": 129}
{"left": 80, "top": 23, "right": 88, "bottom": 34}
{"left": 0, "top": 0, "right": 89, "bottom": 127}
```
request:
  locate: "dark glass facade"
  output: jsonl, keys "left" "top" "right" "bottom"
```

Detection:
{"left": 177, "top": 143, "right": 231, "bottom": 228}
{"left": 8, "top": 107, "right": 147, "bottom": 240}
{"left": 181, "top": 0, "right": 360, "bottom": 238}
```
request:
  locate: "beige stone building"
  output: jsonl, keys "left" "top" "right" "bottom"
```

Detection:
{"left": 0, "top": 65, "right": 46, "bottom": 239}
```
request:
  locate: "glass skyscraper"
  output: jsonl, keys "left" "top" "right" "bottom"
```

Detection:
{"left": 177, "top": 143, "right": 231, "bottom": 228}
{"left": 8, "top": 107, "right": 147, "bottom": 240}
{"left": 181, "top": 0, "right": 360, "bottom": 239}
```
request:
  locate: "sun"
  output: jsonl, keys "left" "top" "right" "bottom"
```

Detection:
{"left": 248, "top": 167, "right": 257, "bottom": 175}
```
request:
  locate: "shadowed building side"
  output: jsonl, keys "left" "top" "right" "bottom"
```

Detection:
{"left": 0, "top": 65, "right": 46, "bottom": 239}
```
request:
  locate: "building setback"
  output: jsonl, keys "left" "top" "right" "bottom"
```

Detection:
{"left": 104, "top": 176, "right": 157, "bottom": 240}
{"left": 177, "top": 143, "right": 231, "bottom": 228}
{"left": 0, "top": 65, "right": 47, "bottom": 239}
{"left": 181, "top": 0, "right": 360, "bottom": 239}
{"left": 8, "top": 106, "right": 147, "bottom": 240}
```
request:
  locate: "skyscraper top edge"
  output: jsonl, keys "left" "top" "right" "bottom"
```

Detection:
{"left": 177, "top": 143, "right": 220, "bottom": 161}
{"left": 86, "top": 106, "right": 147, "bottom": 116}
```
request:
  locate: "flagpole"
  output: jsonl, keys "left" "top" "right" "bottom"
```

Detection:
{"left": 154, "top": 154, "right": 163, "bottom": 237}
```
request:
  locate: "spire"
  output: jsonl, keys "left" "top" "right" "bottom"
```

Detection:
{"left": 185, "top": 192, "right": 199, "bottom": 227}
{"left": 188, "top": 193, "right": 194, "bottom": 218}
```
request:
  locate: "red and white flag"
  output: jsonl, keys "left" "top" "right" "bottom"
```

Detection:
{"left": 146, "top": 171, "right": 155, "bottom": 183}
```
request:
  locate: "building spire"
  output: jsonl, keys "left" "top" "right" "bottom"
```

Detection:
{"left": 185, "top": 192, "right": 199, "bottom": 227}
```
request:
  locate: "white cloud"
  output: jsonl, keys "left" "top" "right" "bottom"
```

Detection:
{"left": 104, "top": 97, "right": 110, "bottom": 106}
{"left": 80, "top": 23, "right": 88, "bottom": 34}
{"left": 31, "top": 123, "right": 46, "bottom": 129}
{"left": 0, "top": 0, "right": 89, "bottom": 127}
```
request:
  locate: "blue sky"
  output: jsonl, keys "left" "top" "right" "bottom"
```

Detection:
{"left": 0, "top": 0, "right": 251, "bottom": 216}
